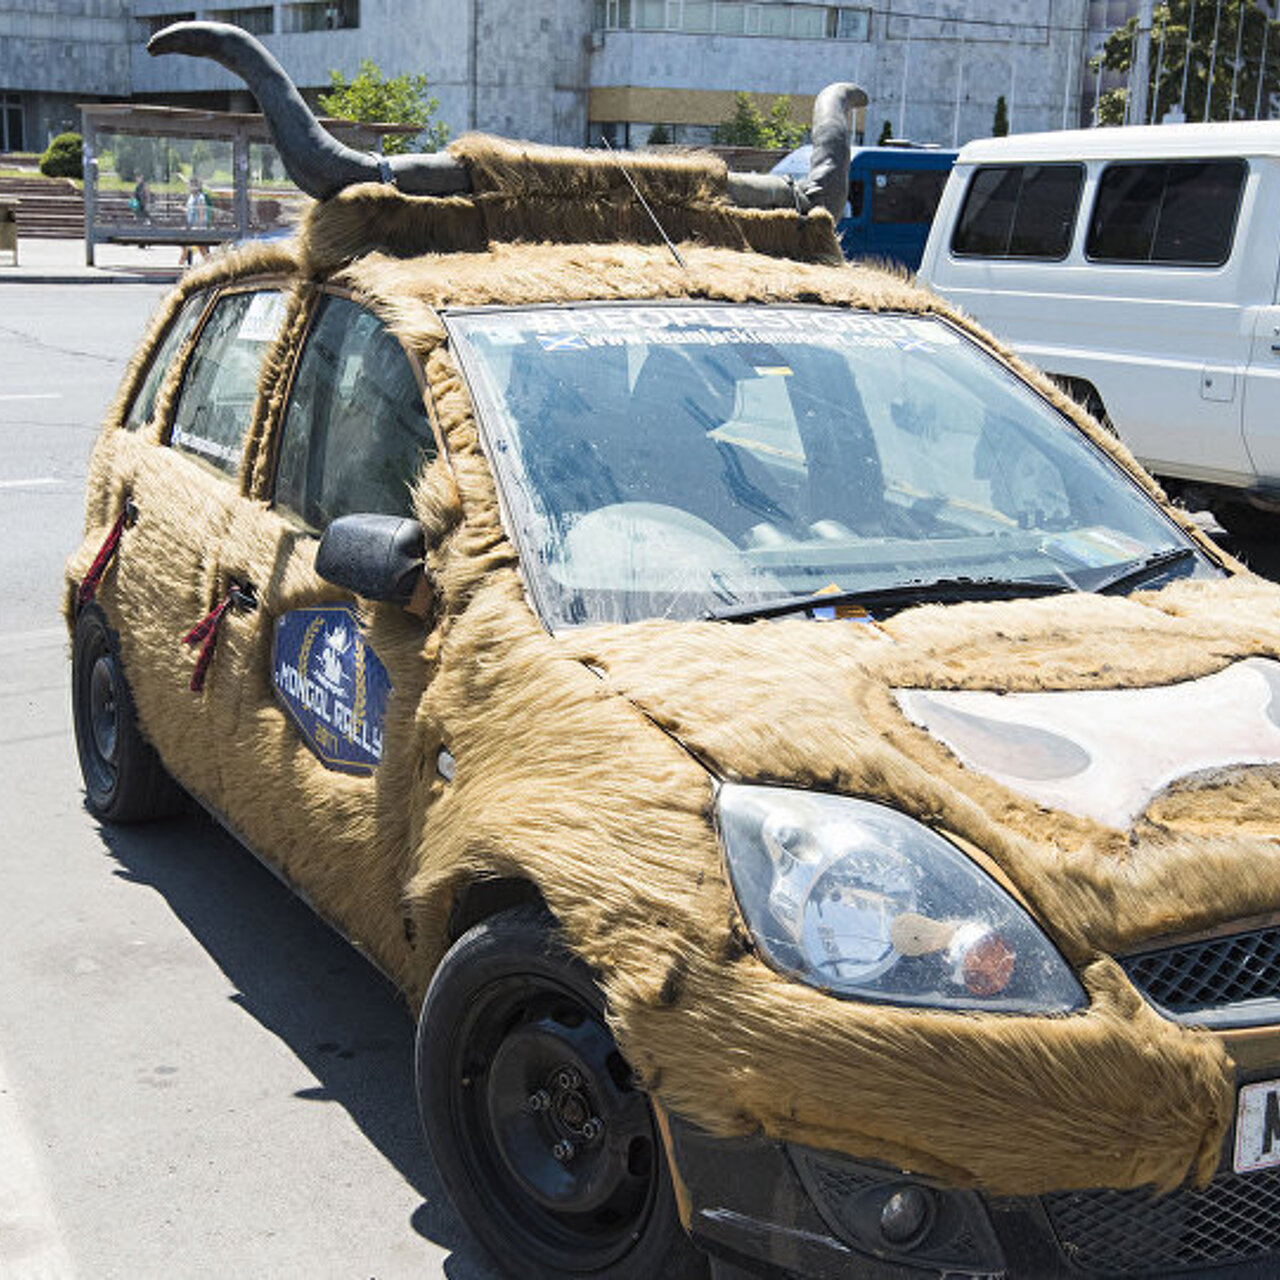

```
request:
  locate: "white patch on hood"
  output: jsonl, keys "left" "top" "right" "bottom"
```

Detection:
{"left": 895, "top": 657, "right": 1280, "bottom": 828}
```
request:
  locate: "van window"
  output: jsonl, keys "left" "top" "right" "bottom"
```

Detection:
{"left": 951, "top": 164, "right": 1084, "bottom": 259}
{"left": 871, "top": 169, "right": 949, "bottom": 224}
{"left": 1086, "top": 160, "right": 1245, "bottom": 266}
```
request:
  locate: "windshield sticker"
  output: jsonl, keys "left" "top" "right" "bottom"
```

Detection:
{"left": 537, "top": 333, "right": 589, "bottom": 352}
{"left": 471, "top": 307, "right": 960, "bottom": 353}
{"left": 170, "top": 425, "right": 241, "bottom": 465}
{"left": 272, "top": 606, "right": 391, "bottom": 775}
{"left": 1044, "top": 527, "right": 1147, "bottom": 569}
{"left": 237, "top": 291, "right": 287, "bottom": 344}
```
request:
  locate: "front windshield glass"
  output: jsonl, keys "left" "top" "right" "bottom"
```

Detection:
{"left": 446, "top": 304, "right": 1215, "bottom": 627}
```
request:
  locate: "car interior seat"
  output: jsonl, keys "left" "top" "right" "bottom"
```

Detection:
{"left": 621, "top": 345, "right": 789, "bottom": 541}
{"left": 502, "top": 342, "right": 630, "bottom": 526}
{"left": 784, "top": 345, "right": 887, "bottom": 535}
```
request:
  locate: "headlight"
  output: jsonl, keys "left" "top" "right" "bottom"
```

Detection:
{"left": 717, "top": 785, "right": 1086, "bottom": 1015}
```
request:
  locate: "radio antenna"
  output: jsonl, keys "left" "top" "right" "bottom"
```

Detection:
{"left": 601, "top": 137, "right": 687, "bottom": 270}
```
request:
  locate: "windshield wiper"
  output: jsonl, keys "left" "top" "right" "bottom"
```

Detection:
{"left": 706, "top": 576, "right": 1072, "bottom": 623}
{"left": 1092, "top": 546, "right": 1199, "bottom": 596}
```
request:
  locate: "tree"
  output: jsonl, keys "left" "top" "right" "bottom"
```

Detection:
{"left": 993, "top": 95, "right": 1010, "bottom": 136}
{"left": 40, "top": 132, "right": 83, "bottom": 179}
{"left": 112, "top": 135, "right": 160, "bottom": 183}
{"left": 1095, "top": 0, "right": 1280, "bottom": 125}
{"left": 646, "top": 122, "right": 672, "bottom": 145}
{"left": 318, "top": 59, "right": 449, "bottom": 154}
{"left": 712, "top": 92, "right": 806, "bottom": 149}
{"left": 878, "top": 118, "right": 894, "bottom": 145}
{"left": 190, "top": 140, "right": 214, "bottom": 179}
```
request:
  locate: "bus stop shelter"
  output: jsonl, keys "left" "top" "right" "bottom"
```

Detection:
{"left": 80, "top": 103, "right": 419, "bottom": 266}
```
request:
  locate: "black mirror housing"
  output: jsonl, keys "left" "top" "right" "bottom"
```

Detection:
{"left": 315, "top": 514, "right": 425, "bottom": 604}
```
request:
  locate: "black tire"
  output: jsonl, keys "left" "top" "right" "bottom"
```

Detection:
{"left": 71, "top": 603, "right": 183, "bottom": 822}
{"left": 1212, "top": 499, "right": 1279, "bottom": 542}
{"left": 416, "top": 905, "right": 707, "bottom": 1280}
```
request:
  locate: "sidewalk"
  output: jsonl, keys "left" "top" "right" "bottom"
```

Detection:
{"left": 0, "top": 237, "right": 185, "bottom": 284}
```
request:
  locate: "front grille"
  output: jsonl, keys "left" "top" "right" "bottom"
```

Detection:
{"left": 1044, "top": 1168, "right": 1280, "bottom": 1275}
{"left": 1121, "top": 925, "right": 1280, "bottom": 1027}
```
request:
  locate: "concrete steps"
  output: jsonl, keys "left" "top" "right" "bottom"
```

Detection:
{"left": 0, "top": 174, "right": 90, "bottom": 238}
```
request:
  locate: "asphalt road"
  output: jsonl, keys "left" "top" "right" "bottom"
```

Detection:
{"left": 0, "top": 285, "right": 499, "bottom": 1279}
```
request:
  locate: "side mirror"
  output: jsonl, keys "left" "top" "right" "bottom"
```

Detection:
{"left": 315, "top": 514, "right": 425, "bottom": 605}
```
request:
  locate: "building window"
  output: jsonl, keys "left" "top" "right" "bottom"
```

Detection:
{"left": 1, "top": 92, "right": 23, "bottom": 153}
{"left": 135, "top": 13, "right": 196, "bottom": 41}
{"left": 593, "top": 121, "right": 631, "bottom": 147}
{"left": 634, "top": 0, "right": 666, "bottom": 28}
{"left": 592, "top": 1, "right": 869, "bottom": 38}
{"left": 834, "top": 6, "right": 869, "bottom": 38}
{"left": 283, "top": 0, "right": 360, "bottom": 32}
{"left": 716, "top": 2, "right": 746, "bottom": 33}
{"left": 207, "top": 7, "right": 274, "bottom": 37}
{"left": 1086, "top": 160, "right": 1245, "bottom": 267}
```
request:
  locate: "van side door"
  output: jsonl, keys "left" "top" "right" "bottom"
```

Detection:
{"left": 1241, "top": 161, "right": 1280, "bottom": 487}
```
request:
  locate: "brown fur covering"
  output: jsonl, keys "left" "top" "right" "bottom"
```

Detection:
{"left": 298, "top": 134, "right": 844, "bottom": 278}
{"left": 67, "top": 175, "right": 1280, "bottom": 1197}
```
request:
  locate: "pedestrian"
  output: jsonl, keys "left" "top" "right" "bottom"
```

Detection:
{"left": 180, "top": 177, "right": 211, "bottom": 268}
{"left": 130, "top": 178, "right": 150, "bottom": 223}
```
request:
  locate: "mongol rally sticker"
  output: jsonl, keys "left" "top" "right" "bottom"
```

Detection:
{"left": 272, "top": 606, "right": 391, "bottom": 775}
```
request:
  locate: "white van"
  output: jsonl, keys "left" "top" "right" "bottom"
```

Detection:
{"left": 917, "top": 122, "right": 1280, "bottom": 534}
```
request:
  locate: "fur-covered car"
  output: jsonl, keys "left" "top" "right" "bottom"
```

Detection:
{"left": 65, "top": 23, "right": 1280, "bottom": 1280}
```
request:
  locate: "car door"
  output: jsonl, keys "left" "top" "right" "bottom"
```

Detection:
{"left": 110, "top": 281, "right": 291, "bottom": 808}
{"left": 209, "top": 288, "right": 440, "bottom": 985}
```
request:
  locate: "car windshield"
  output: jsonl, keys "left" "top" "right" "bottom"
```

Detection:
{"left": 446, "top": 304, "right": 1215, "bottom": 627}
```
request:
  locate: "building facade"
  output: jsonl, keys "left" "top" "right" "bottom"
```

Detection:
{"left": 1, "top": 0, "right": 1098, "bottom": 153}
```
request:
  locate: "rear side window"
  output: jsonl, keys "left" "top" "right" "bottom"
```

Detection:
{"left": 871, "top": 169, "right": 949, "bottom": 224}
{"left": 273, "top": 294, "right": 435, "bottom": 530}
{"left": 124, "top": 290, "right": 208, "bottom": 432}
{"left": 952, "top": 164, "right": 1083, "bottom": 259}
{"left": 1087, "top": 160, "right": 1245, "bottom": 265}
{"left": 169, "top": 289, "right": 287, "bottom": 475}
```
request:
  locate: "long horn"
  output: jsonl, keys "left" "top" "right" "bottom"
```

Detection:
{"left": 148, "top": 22, "right": 861, "bottom": 218}
{"left": 726, "top": 83, "right": 866, "bottom": 217}
{"left": 797, "top": 82, "right": 865, "bottom": 218}
{"left": 146, "top": 21, "right": 470, "bottom": 199}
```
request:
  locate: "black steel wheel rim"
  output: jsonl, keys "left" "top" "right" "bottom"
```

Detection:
{"left": 450, "top": 973, "right": 661, "bottom": 1271}
{"left": 76, "top": 625, "right": 119, "bottom": 800}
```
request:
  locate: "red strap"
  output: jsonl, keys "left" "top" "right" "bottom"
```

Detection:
{"left": 182, "top": 592, "right": 232, "bottom": 693}
{"left": 76, "top": 510, "right": 127, "bottom": 609}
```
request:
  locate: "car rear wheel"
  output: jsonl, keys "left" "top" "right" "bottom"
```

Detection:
{"left": 416, "top": 905, "right": 707, "bottom": 1280}
{"left": 72, "top": 603, "right": 182, "bottom": 822}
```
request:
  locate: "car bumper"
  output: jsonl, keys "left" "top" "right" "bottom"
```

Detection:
{"left": 663, "top": 1106, "right": 1280, "bottom": 1280}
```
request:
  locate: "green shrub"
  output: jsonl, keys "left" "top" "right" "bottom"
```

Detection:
{"left": 40, "top": 132, "right": 83, "bottom": 179}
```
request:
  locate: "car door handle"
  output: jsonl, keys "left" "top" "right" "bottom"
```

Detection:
{"left": 228, "top": 580, "right": 258, "bottom": 611}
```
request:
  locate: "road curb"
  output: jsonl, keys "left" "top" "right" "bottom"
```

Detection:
{"left": 0, "top": 272, "right": 181, "bottom": 285}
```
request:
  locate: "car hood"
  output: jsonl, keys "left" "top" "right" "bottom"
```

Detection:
{"left": 562, "top": 574, "right": 1280, "bottom": 961}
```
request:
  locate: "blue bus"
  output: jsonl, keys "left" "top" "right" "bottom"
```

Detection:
{"left": 772, "top": 144, "right": 957, "bottom": 271}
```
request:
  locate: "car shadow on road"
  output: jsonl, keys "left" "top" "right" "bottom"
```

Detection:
{"left": 96, "top": 809, "right": 500, "bottom": 1280}
{"left": 1219, "top": 532, "right": 1280, "bottom": 583}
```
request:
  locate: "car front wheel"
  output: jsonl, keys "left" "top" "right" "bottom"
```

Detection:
{"left": 415, "top": 905, "right": 707, "bottom": 1280}
{"left": 71, "top": 603, "right": 182, "bottom": 822}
